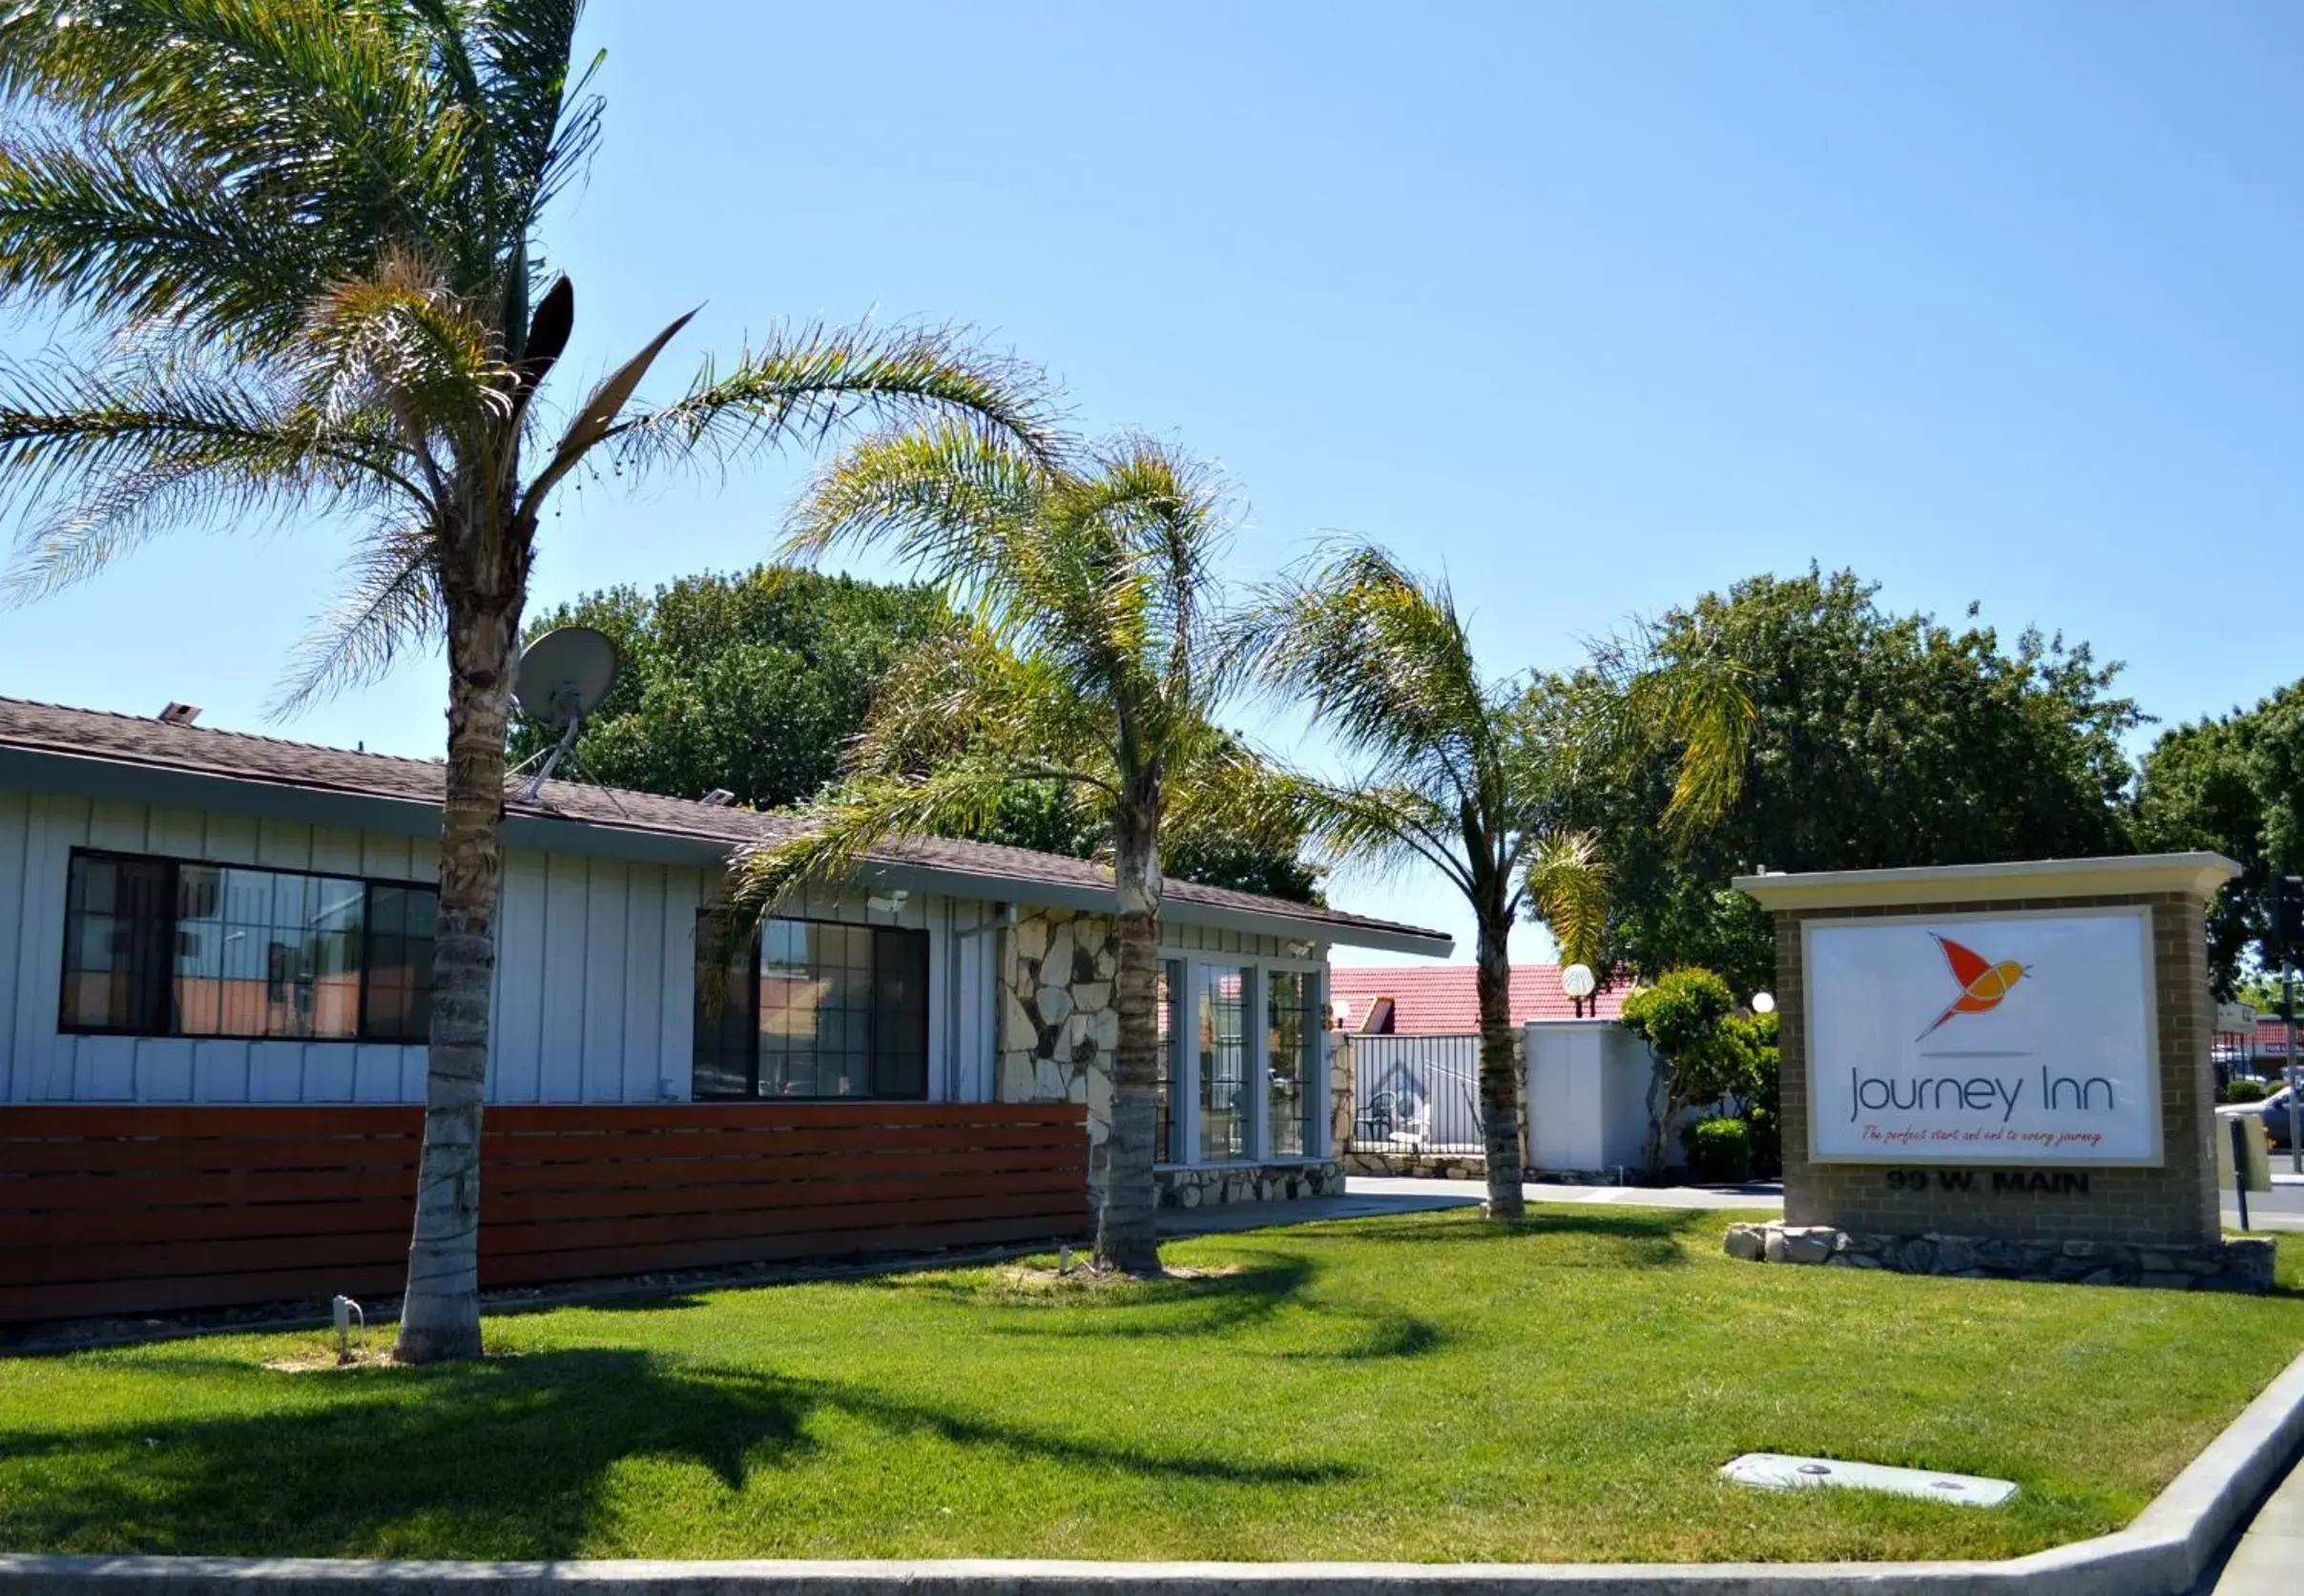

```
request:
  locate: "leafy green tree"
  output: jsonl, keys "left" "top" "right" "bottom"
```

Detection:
{"left": 1581, "top": 569, "right": 2142, "bottom": 994}
{"left": 1618, "top": 968, "right": 1754, "bottom": 1176}
{"left": 0, "top": 0, "right": 1053, "bottom": 1361}
{"left": 1240, "top": 545, "right": 1752, "bottom": 1220}
{"left": 2134, "top": 683, "right": 2304, "bottom": 994}
{"left": 516, "top": 568, "right": 1321, "bottom": 900}
{"left": 512, "top": 569, "right": 957, "bottom": 807}
{"left": 730, "top": 426, "right": 1295, "bottom": 1275}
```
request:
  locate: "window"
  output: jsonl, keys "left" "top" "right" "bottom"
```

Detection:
{"left": 1267, "top": 969, "right": 1321, "bottom": 1158}
{"left": 59, "top": 849, "right": 436, "bottom": 1043}
{"left": 693, "top": 915, "right": 930, "bottom": 1099}
{"left": 1198, "top": 964, "right": 1252, "bottom": 1162}
{"left": 1154, "top": 960, "right": 1182, "bottom": 1163}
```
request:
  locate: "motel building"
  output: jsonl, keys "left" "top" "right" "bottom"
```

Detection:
{"left": 0, "top": 697, "right": 1450, "bottom": 1323}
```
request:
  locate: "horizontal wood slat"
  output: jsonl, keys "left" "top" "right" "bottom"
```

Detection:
{"left": 0, "top": 1102, "right": 1090, "bottom": 1323}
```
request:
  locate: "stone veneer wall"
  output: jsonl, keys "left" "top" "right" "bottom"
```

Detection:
{"left": 992, "top": 905, "right": 1340, "bottom": 1206}
{"left": 1775, "top": 892, "right": 2220, "bottom": 1247}
{"left": 996, "top": 907, "right": 1120, "bottom": 1184}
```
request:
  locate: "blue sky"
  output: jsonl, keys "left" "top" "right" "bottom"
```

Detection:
{"left": 2, "top": 1, "right": 2297, "bottom": 968}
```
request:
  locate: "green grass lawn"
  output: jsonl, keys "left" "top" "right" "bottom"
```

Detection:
{"left": 3, "top": 1204, "right": 2302, "bottom": 1565}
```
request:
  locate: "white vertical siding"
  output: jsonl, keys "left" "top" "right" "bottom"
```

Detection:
{"left": 620, "top": 863, "right": 667, "bottom": 1102}
{"left": 0, "top": 789, "right": 28, "bottom": 1102}
{"left": 0, "top": 780, "right": 1003, "bottom": 1105}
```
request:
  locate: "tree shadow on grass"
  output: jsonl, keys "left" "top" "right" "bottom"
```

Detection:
{"left": 0, "top": 1347, "right": 1354, "bottom": 1560}
{"left": 1316, "top": 1209, "right": 1699, "bottom": 1269}
{"left": 878, "top": 1252, "right": 1452, "bottom": 1363}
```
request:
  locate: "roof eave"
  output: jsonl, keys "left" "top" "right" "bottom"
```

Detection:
{"left": 861, "top": 859, "right": 1454, "bottom": 958}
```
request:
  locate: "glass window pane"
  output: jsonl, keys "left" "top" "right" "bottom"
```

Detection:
{"left": 1199, "top": 965, "right": 1251, "bottom": 1162}
{"left": 362, "top": 883, "right": 437, "bottom": 1043}
{"left": 691, "top": 912, "right": 758, "bottom": 1098}
{"left": 60, "top": 854, "right": 171, "bottom": 1032}
{"left": 1267, "top": 970, "right": 1319, "bottom": 1159}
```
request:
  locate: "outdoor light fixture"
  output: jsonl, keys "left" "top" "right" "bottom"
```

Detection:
{"left": 1752, "top": 991, "right": 1776, "bottom": 1015}
{"left": 1561, "top": 962, "right": 1597, "bottom": 1018}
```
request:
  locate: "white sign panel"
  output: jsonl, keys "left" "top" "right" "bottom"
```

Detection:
{"left": 1804, "top": 908, "right": 2160, "bottom": 1166}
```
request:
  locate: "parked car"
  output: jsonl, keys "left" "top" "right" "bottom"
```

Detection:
{"left": 2254, "top": 1085, "right": 2303, "bottom": 1151}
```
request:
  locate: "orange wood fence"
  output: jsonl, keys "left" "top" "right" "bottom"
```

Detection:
{"left": 0, "top": 1102, "right": 1090, "bottom": 1323}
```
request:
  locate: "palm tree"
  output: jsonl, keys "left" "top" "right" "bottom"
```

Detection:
{"left": 1242, "top": 544, "right": 1750, "bottom": 1219}
{"left": 727, "top": 424, "right": 1277, "bottom": 1275}
{"left": 0, "top": 1, "right": 1056, "bottom": 1361}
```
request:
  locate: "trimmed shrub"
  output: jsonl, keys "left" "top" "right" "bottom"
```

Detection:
{"left": 1684, "top": 1116, "right": 1753, "bottom": 1184}
{"left": 1747, "top": 1104, "right": 1782, "bottom": 1177}
{"left": 2226, "top": 1076, "right": 2271, "bottom": 1104}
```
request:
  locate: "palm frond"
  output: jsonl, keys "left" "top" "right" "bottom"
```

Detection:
{"left": 1591, "top": 632, "right": 1756, "bottom": 839}
{"left": 849, "top": 625, "right": 1116, "bottom": 792}
{"left": 0, "top": 1, "right": 473, "bottom": 342}
{"left": 612, "top": 321, "right": 1064, "bottom": 482}
{"left": 721, "top": 759, "right": 1101, "bottom": 958}
{"left": 781, "top": 420, "right": 1048, "bottom": 625}
{"left": 1260, "top": 770, "right": 1475, "bottom": 895}
{"left": 1237, "top": 538, "right": 1496, "bottom": 813}
{"left": 0, "top": 128, "right": 323, "bottom": 347}
{"left": 1524, "top": 829, "right": 1610, "bottom": 969}
{"left": 0, "top": 350, "right": 418, "bottom": 604}
{"left": 271, "top": 519, "right": 446, "bottom": 716}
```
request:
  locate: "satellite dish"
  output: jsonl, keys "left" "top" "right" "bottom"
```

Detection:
{"left": 513, "top": 626, "right": 619, "bottom": 729}
{"left": 509, "top": 627, "right": 620, "bottom": 800}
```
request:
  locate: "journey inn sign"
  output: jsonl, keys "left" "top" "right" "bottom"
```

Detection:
{"left": 1725, "top": 853, "right": 2276, "bottom": 1293}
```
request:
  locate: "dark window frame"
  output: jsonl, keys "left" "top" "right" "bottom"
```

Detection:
{"left": 693, "top": 912, "right": 932, "bottom": 1102}
{"left": 57, "top": 847, "right": 438, "bottom": 1046}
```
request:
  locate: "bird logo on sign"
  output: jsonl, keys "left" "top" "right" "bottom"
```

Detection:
{"left": 1918, "top": 935, "right": 2028, "bottom": 1041}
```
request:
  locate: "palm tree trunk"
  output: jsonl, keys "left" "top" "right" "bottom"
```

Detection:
{"left": 1475, "top": 913, "right": 1526, "bottom": 1219}
{"left": 1097, "top": 798, "right": 1163, "bottom": 1274}
{"left": 394, "top": 590, "right": 519, "bottom": 1362}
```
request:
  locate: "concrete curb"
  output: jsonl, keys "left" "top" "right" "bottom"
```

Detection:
{"left": 4, "top": 1347, "right": 2301, "bottom": 1595}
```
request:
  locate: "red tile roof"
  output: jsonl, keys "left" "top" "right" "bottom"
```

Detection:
{"left": 1328, "top": 964, "right": 1629, "bottom": 1033}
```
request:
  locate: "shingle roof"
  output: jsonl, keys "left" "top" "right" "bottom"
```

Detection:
{"left": 0, "top": 695, "right": 1448, "bottom": 950}
{"left": 1327, "top": 964, "right": 1629, "bottom": 1033}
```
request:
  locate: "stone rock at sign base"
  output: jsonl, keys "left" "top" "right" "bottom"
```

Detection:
{"left": 2177, "top": 1255, "right": 2223, "bottom": 1276}
{"left": 1783, "top": 1229, "right": 1837, "bottom": 1265}
{"left": 1763, "top": 1229, "right": 1789, "bottom": 1264}
{"left": 1895, "top": 1238, "right": 1936, "bottom": 1274}
{"left": 1843, "top": 1254, "right": 1883, "bottom": 1269}
{"left": 2138, "top": 1251, "right": 2175, "bottom": 1273}
{"left": 2139, "top": 1271, "right": 2194, "bottom": 1291}
{"left": 2061, "top": 1240, "right": 2099, "bottom": 1259}
{"left": 2081, "top": 1268, "right": 2120, "bottom": 1287}
{"left": 1933, "top": 1235, "right": 1976, "bottom": 1275}
{"left": 1723, "top": 1224, "right": 1766, "bottom": 1262}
